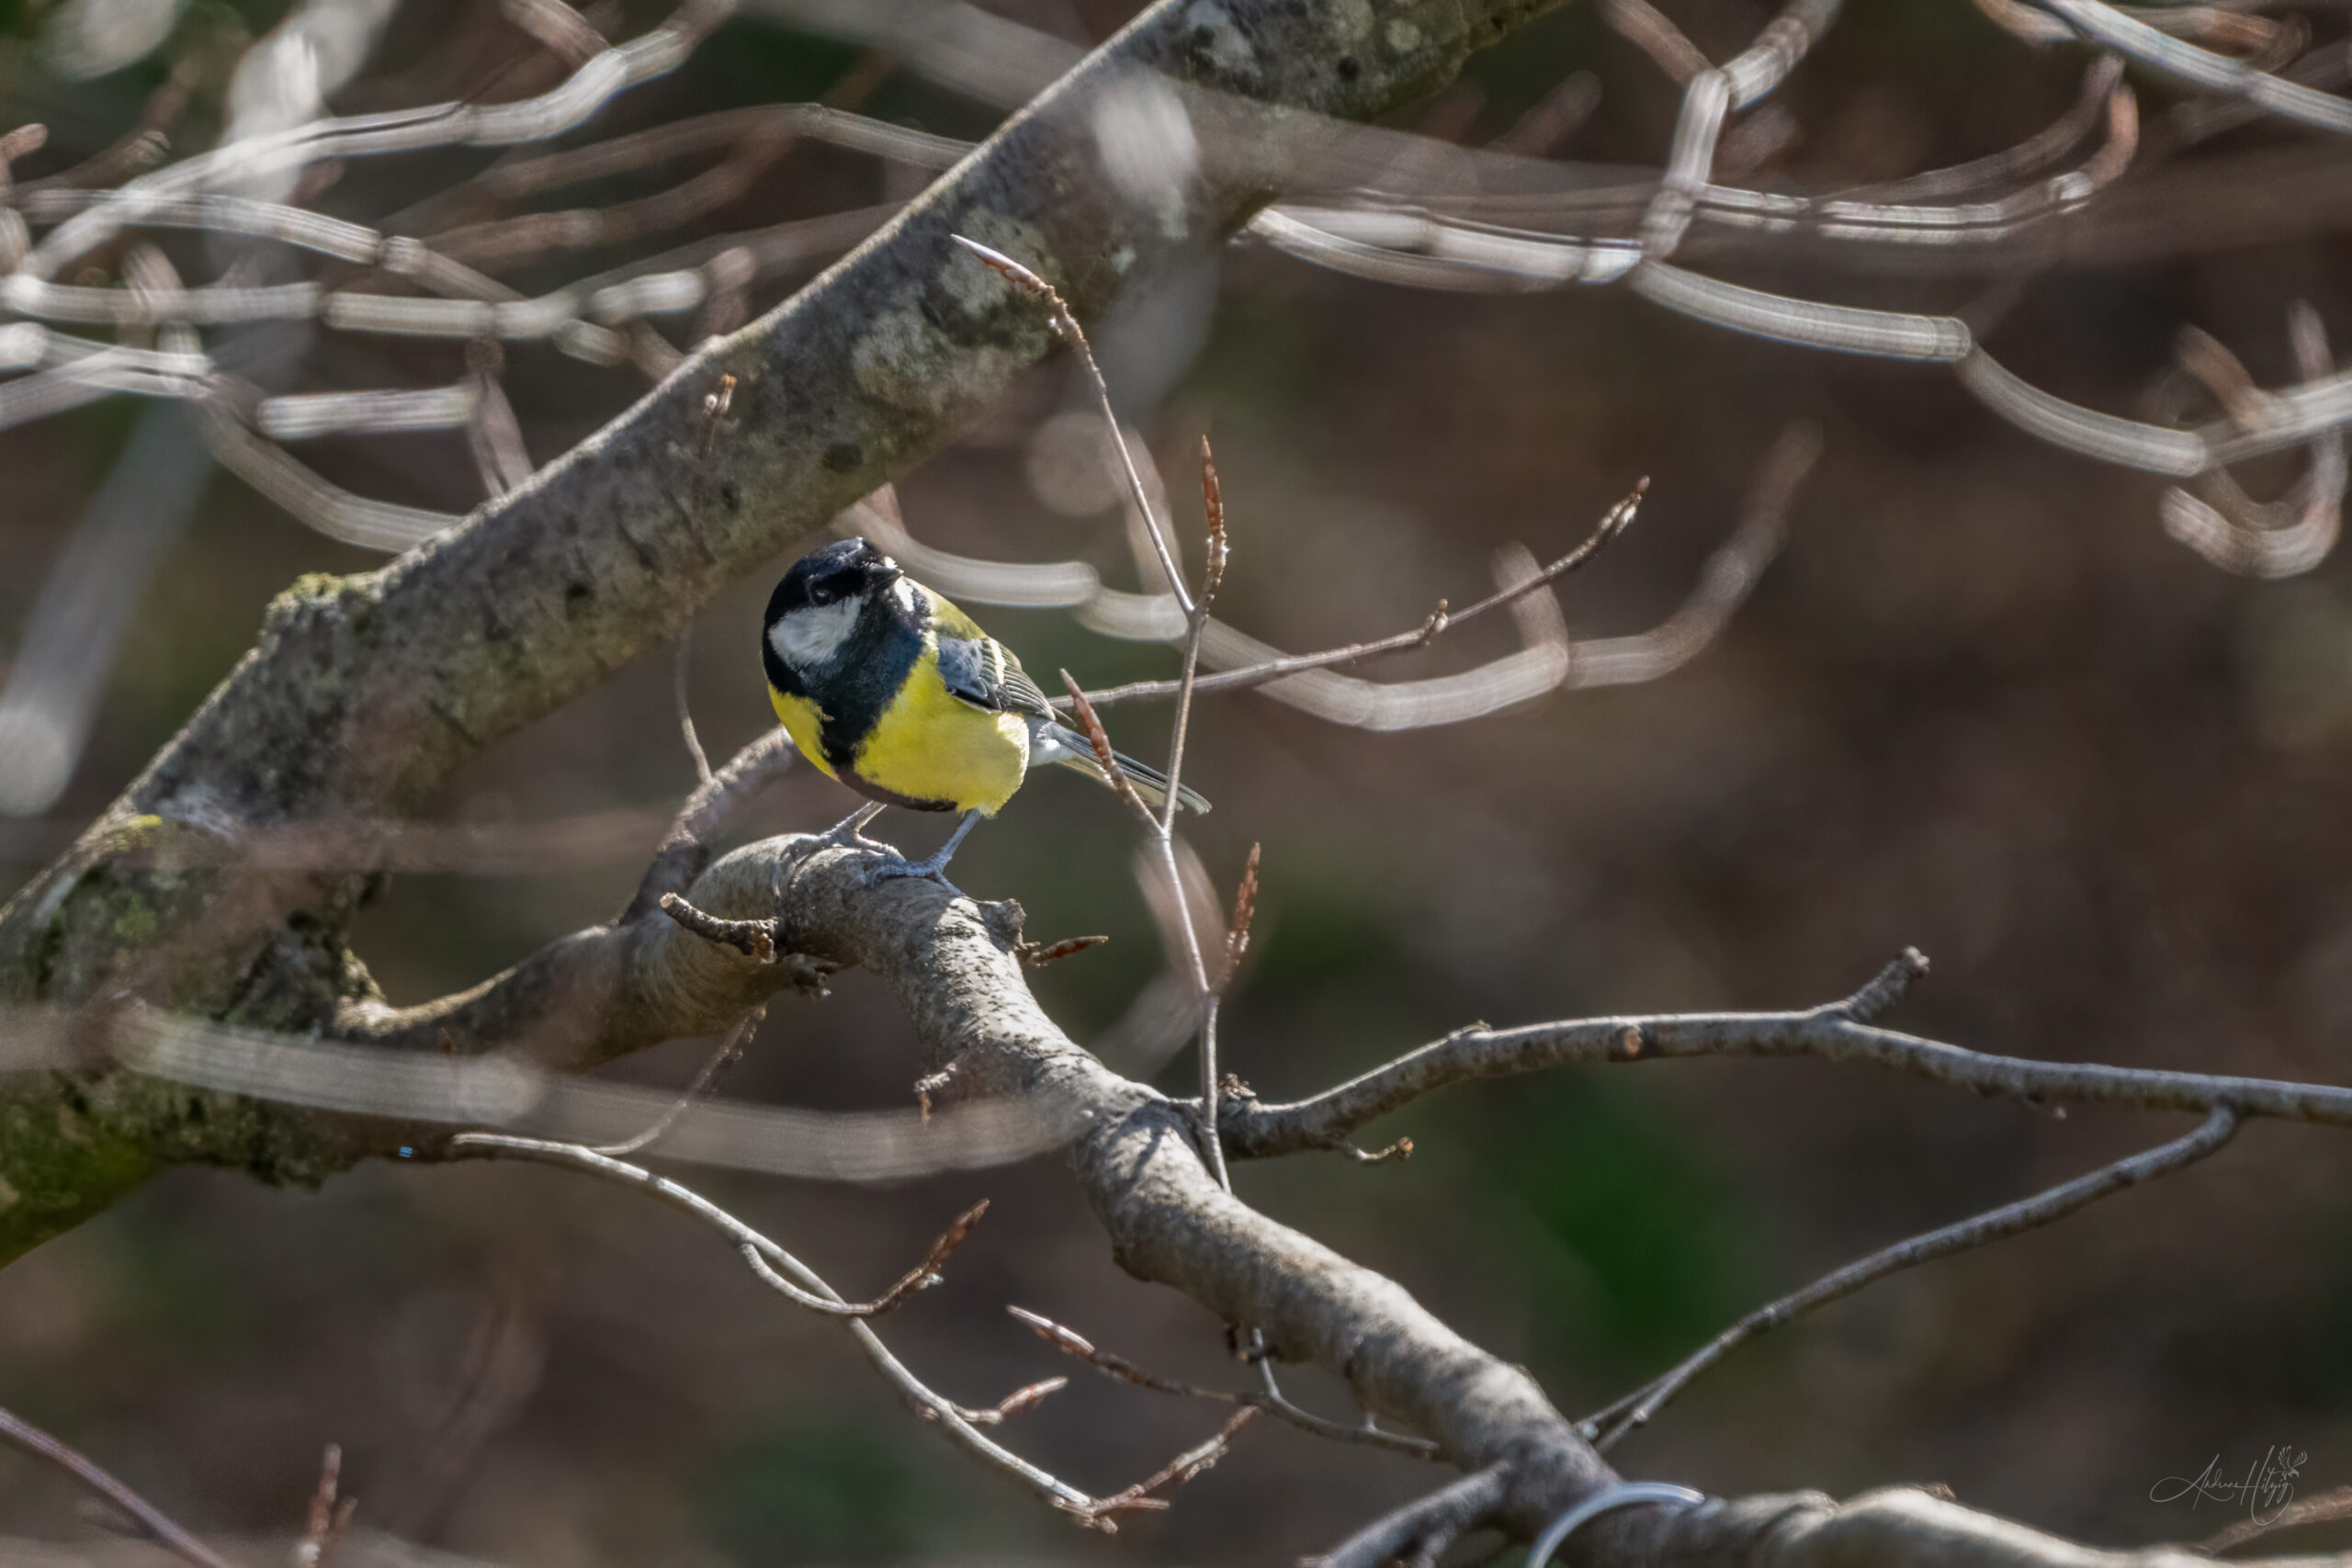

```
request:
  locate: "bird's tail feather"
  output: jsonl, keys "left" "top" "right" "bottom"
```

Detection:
{"left": 1036, "top": 724, "right": 1210, "bottom": 813}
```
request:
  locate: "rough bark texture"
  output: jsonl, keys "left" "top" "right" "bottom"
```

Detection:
{"left": 0, "top": 0, "right": 1565, "bottom": 1253}
{"left": 3, "top": 1, "right": 2344, "bottom": 1561}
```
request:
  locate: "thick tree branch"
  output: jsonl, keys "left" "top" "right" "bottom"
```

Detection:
{"left": 14, "top": 829, "right": 2347, "bottom": 1564}
{"left": 335, "top": 843, "right": 827, "bottom": 1071}
{"left": 0, "top": 0, "right": 1574, "bottom": 1258}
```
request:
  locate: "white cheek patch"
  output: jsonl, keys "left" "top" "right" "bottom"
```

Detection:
{"left": 771, "top": 597, "right": 860, "bottom": 668}
{"left": 890, "top": 577, "right": 919, "bottom": 615}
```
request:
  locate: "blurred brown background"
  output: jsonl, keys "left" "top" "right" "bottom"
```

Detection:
{"left": 3, "top": 0, "right": 2351, "bottom": 1561}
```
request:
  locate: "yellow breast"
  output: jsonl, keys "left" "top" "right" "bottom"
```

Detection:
{"left": 768, "top": 686, "right": 839, "bottom": 782}
{"left": 855, "top": 647, "right": 1030, "bottom": 814}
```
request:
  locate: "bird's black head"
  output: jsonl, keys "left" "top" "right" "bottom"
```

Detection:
{"left": 763, "top": 537, "right": 907, "bottom": 688}
{"left": 768, "top": 537, "right": 903, "bottom": 619}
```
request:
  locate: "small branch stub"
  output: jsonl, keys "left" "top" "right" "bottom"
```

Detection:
{"left": 659, "top": 891, "right": 778, "bottom": 963}
{"left": 1835, "top": 946, "right": 1931, "bottom": 1022}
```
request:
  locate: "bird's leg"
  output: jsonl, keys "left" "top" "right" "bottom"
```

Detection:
{"left": 819, "top": 800, "right": 888, "bottom": 848}
{"left": 869, "top": 808, "right": 982, "bottom": 893}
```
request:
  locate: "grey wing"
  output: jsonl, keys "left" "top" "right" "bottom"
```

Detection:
{"left": 936, "top": 635, "right": 1057, "bottom": 719}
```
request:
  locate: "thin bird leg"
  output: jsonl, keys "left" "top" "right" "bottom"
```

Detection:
{"left": 871, "top": 808, "right": 982, "bottom": 891}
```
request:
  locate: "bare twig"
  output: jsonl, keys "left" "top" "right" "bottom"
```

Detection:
{"left": 673, "top": 626, "right": 714, "bottom": 786}
{"left": 1220, "top": 949, "right": 2352, "bottom": 1159}
{"left": 1578, "top": 1106, "right": 2242, "bottom": 1450}
{"left": 588, "top": 1010, "right": 756, "bottom": 1156}
{"left": 447, "top": 1134, "right": 1201, "bottom": 1529}
{"left": 0, "top": 1404, "right": 238, "bottom": 1568}
{"left": 865, "top": 1200, "right": 992, "bottom": 1314}
{"left": 1079, "top": 482, "right": 1645, "bottom": 709}
{"left": 451, "top": 1134, "right": 968, "bottom": 1317}
{"left": 1316, "top": 1463, "right": 1511, "bottom": 1568}
{"left": 1007, "top": 1305, "right": 1441, "bottom": 1458}
{"left": 1091, "top": 1408, "right": 1258, "bottom": 1518}
{"left": 951, "top": 235, "right": 1194, "bottom": 616}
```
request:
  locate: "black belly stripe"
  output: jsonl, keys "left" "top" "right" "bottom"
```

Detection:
{"left": 763, "top": 593, "right": 929, "bottom": 779}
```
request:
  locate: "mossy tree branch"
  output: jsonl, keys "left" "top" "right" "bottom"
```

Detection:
{"left": 0, "top": 0, "right": 1568, "bottom": 1253}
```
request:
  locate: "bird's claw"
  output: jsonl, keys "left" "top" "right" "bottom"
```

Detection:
{"left": 865, "top": 853, "right": 963, "bottom": 897}
{"left": 816, "top": 805, "right": 891, "bottom": 855}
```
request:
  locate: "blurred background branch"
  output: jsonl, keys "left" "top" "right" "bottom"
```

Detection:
{"left": 2, "top": 0, "right": 2352, "bottom": 1560}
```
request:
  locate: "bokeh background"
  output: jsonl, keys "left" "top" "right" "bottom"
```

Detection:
{"left": 3, "top": 0, "right": 2351, "bottom": 1562}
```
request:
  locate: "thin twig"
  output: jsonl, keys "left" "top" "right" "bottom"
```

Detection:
{"left": 950, "top": 235, "right": 1193, "bottom": 616}
{"left": 673, "top": 626, "right": 713, "bottom": 785}
{"left": 451, "top": 1134, "right": 968, "bottom": 1316}
{"left": 1579, "top": 1106, "right": 2242, "bottom": 1450}
{"left": 1158, "top": 437, "right": 1223, "bottom": 837}
{"left": 1006, "top": 1306, "right": 1440, "bottom": 1458}
{"left": 1078, "top": 481, "right": 1645, "bottom": 709}
{"left": 1313, "top": 1463, "right": 1511, "bottom": 1568}
{"left": 1219, "top": 948, "right": 2352, "bottom": 1158}
{"left": 0, "top": 1404, "right": 238, "bottom": 1568}
{"left": 1091, "top": 1408, "right": 1258, "bottom": 1518}
{"left": 588, "top": 1011, "right": 755, "bottom": 1156}
{"left": 447, "top": 1134, "right": 1170, "bottom": 1529}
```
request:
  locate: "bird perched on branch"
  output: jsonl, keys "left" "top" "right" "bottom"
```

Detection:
{"left": 763, "top": 537, "right": 1208, "bottom": 884}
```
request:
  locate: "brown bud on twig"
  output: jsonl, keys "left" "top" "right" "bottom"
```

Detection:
{"left": 951, "top": 234, "right": 1081, "bottom": 344}
{"left": 1020, "top": 933, "right": 1110, "bottom": 966}
{"left": 1200, "top": 436, "right": 1228, "bottom": 603}
{"left": 865, "top": 1200, "right": 990, "bottom": 1314}
{"left": 1008, "top": 1303, "right": 1098, "bottom": 1359}
{"left": 1089, "top": 1408, "right": 1258, "bottom": 1519}
{"left": 963, "top": 1377, "right": 1069, "bottom": 1425}
{"left": 293, "top": 1442, "right": 355, "bottom": 1568}
{"left": 1223, "top": 842, "right": 1260, "bottom": 985}
{"left": 1058, "top": 670, "right": 1152, "bottom": 823}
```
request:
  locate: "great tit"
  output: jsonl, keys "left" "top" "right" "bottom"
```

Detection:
{"left": 763, "top": 537, "right": 1208, "bottom": 882}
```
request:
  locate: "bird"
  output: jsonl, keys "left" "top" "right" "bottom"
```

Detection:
{"left": 762, "top": 537, "right": 1208, "bottom": 885}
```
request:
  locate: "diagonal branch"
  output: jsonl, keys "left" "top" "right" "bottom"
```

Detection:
{"left": 0, "top": 0, "right": 1588, "bottom": 1263}
{"left": 0, "top": 1404, "right": 238, "bottom": 1568}
{"left": 1577, "top": 1105, "right": 2242, "bottom": 1451}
